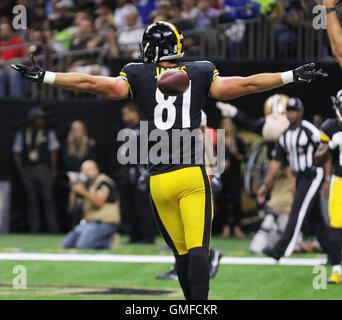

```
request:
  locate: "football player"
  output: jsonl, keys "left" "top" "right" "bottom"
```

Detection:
{"left": 11, "top": 21, "right": 327, "bottom": 300}
{"left": 315, "top": 89, "right": 342, "bottom": 284}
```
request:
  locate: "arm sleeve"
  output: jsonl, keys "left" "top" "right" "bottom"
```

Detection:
{"left": 274, "top": 140, "right": 288, "bottom": 165}
{"left": 233, "top": 110, "right": 265, "bottom": 135}
{"left": 12, "top": 132, "right": 23, "bottom": 153}
{"left": 48, "top": 130, "right": 60, "bottom": 151}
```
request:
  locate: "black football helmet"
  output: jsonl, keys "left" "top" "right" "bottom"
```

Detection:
{"left": 331, "top": 89, "right": 342, "bottom": 123}
{"left": 139, "top": 21, "right": 184, "bottom": 63}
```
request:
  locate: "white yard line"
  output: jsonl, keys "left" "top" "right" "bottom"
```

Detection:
{"left": 0, "top": 252, "right": 327, "bottom": 266}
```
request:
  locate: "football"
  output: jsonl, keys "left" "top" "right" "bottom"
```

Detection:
{"left": 157, "top": 69, "right": 190, "bottom": 96}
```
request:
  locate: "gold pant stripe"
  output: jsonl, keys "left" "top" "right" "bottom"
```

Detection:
{"left": 329, "top": 175, "right": 342, "bottom": 228}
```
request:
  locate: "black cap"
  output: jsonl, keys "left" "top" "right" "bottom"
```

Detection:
{"left": 27, "top": 107, "right": 44, "bottom": 120}
{"left": 286, "top": 97, "right": 304, "bottom": 112}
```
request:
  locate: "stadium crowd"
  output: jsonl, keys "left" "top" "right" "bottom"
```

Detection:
{"left": 1, "top": 0, "right": 340, "bottom": 98}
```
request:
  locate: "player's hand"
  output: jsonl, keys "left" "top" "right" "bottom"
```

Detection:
{"left": 293, "top": 63, "right": 327, "bottom": 84}
{"left": 257, "top": 184, "right": 268, "bottom": 205}
{"left": 323, "top": 0, "right": 339, "bottom": 7}
{"left": 216, "top": 102, "right": 238, "bottom": 118}
{"left": 11, "top": 55, "right": 46, "bottom": 82}
{"left": 329, "top": 131, "right": 342, "bottom": 149}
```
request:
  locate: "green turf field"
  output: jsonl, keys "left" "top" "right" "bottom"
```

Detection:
{"left": 0, "top": 234, "right": 339, "bottom": 300}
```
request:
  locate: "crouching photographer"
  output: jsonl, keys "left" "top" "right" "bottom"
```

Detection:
{"left": 63, "top": 160, "right": 120, "bottom": 250}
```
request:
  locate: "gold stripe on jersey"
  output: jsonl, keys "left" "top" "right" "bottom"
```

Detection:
{"left": 320, "top": 133, "right": 330, "bottom": 142}
{"left": 329, "top": 175, "right": 342, "bottom": 228}
{"left": 120, "top": 72, "right": 133, "bottom": 97}
{"left": 208, "top": 69, "right": 219, "bottom": 95}
{"left": 159, "top": 21, "right": 181, "bottom": 54}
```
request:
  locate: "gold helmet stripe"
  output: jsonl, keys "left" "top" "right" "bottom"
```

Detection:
{"left": 159, "top": 21, "right": 181, "bottom": 54}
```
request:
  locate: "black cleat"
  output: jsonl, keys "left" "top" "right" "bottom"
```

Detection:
{"left": 262, "top": 247, "right": 281, "bottom": 261}
{"left": 156, "top": 265, "right": 178, "bottom": 280}
{"left": 210, "top": 249, "right": 223, "bottom": 278}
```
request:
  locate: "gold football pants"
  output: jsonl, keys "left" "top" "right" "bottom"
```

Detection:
{"left": 150, "top": 166, "right": 213, "bottom": 255}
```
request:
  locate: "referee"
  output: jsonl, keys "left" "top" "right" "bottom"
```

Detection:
{"left": 259, "top": 97, "right": 330, "bottom": 260}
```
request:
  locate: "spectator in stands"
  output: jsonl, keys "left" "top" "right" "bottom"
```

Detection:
{"left": 138, "top": 0, "right": 157, "bottom": 24}
{"left": 0, "top": 23, "right": 25, "bottom": 98}
{"left": 63, "top": 160, "right": 120, "bottom": 249}
{"left": 103, "top": 25, "right": 120, "bottom": 58}
{"left": 12, "top": 108, "right": 59, "bottom": 233}
{"left": 223, "top": 0, "right": 261, "bottom": 21}
{"left": 217, "top": 117, "right": 246, "bottom": 238}
{"left": 169, "top": 2, "right": 196, "bottom": 53}
{"left": 196, "top": 0, "right": 220, "bottom": 29}
{"left": 117, "top": 10, "right": 145, "bottom": 59}
{"left": 224, "top": 19, "right": 246, "bottom": 58}
{"left": 70, "top": 18, "right": 96, "bottom": 51}
{"left": 113, "top": 0, "right": 141, "bottom": 31}
{"left": 182, "top": 0, "right": 200, "bottom": 19}
{"left": 94, "top": 1, "right": 115, "bottom": 25}
{"left": 25, "top": 28, "right": 45, "bottom": 57}
{"left": 149, "top": 0, "right": 173, "bottom": 23}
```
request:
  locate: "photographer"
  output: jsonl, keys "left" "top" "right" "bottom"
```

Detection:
{"left": 63, "top": 160, "right": 120, "bottom": 250}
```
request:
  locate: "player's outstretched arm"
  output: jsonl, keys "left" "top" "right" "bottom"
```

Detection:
{"left": 210, "top": 63, "right": 327, "bottom": 101}
{"left": 11, "top": 56, "right": 129, "bottom": 100}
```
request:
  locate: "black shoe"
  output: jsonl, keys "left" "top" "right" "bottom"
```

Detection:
{"left": 156, "top": 265, "right": 178, "bottom": 280}
{"left": 210, "top": 249, "right": 223, "bottom": 278}
{"left": 262, "top": 247, "right": 281, "bottom": 261}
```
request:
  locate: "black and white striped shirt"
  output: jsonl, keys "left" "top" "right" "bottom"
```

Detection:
{"left": 275, "top": 120, "right": 321, "bottom": 174}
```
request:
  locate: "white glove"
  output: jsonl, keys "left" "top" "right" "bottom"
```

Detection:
{"left": 216, "top": 102, "right": 238, "bottom": 118}
{"left": 329, "top": 132, "right": 342, "bottom": 150}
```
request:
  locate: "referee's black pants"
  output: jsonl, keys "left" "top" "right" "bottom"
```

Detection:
{"left": 271, "top": 167, "right": 329, "bottom": 257}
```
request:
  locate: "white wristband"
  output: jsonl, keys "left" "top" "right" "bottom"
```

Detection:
{"left": 43, "top": 71, "right": 56, "bottom": 85}
{"left": 281, "top": 71, "right": 294, "bottom": 85}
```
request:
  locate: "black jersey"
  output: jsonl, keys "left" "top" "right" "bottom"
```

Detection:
{"left": 120, "top": 61, "right": 219, "bottom": 175}
{"left": 321, "top": 118, "right": 342, "bottom": 177}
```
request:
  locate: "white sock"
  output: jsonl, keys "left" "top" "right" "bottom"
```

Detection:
{"left": 332, "top": 265, "right": 342, "bottom": 274}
